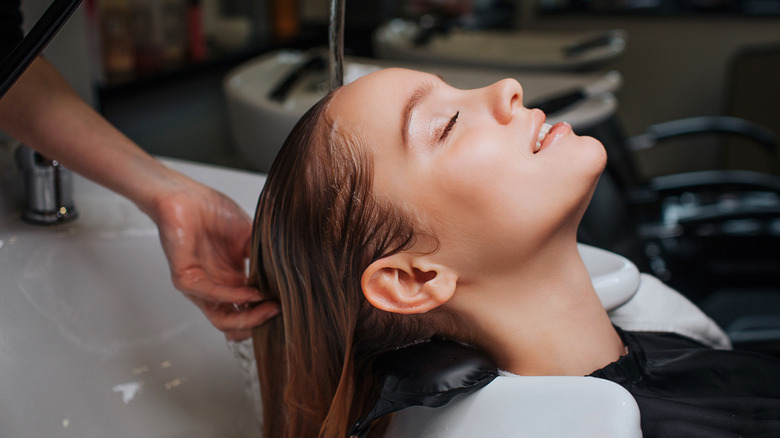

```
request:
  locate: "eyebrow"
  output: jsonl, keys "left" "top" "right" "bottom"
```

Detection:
{"left": 402, "top": 79, "right": 434, "bottom": 146}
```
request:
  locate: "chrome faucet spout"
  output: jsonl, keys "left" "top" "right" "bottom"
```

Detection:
{"left": 15, "top": 144, "right": 78, "bottom": 224}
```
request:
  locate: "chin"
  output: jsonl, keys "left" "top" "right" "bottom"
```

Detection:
{"left": 580, "top": 136, "right": 608, "bottom": 178}
{"left": 570, "top": 137, "right": 607, "bottom": 217}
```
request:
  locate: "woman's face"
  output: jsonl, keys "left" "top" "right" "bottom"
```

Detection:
{"left": 329, "top": 68, "right": 606, "bottom": 273}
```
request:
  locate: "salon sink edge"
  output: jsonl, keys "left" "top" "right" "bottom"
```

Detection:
{"left": 0, "top": 156, "right": 266, "bottom": 437}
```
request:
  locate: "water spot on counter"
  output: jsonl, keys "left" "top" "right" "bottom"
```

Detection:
{"left": 62, "top": 418, "right": 70, "bottom": 428}
{"left": 98, "top": 231, "right": 118, "bottom": 239}
{"left": 164, "top": 375, "right": 188, "bottom": 390}
{"left": 14, "top": 238, "right": 197, "bottom": 360}
{"left": 112, "top": 381, "right": 142, "bottom": 404}
{"left": 132, "top": 365, "right": 149, "bottom": 375}
{"left": 161, "top": 360, "right": 172, "bottom": 369}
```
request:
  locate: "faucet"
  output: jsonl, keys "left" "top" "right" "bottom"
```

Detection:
{"left": 15, "top": 144, "right": 78, "bottom": 224}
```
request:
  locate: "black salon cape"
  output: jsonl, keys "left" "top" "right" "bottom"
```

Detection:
{"left": 589, "top": 327, "right": 780, "bottom": 437}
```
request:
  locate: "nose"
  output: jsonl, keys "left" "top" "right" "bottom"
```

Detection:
{"left": 487, "top": 78, "right": 523, "bottom": 124}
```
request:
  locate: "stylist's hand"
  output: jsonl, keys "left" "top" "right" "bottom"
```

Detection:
{"left": 149, "top": 180, "right": 279, "bottom": 341}
{"left": 0, "top": 56, "right": 277, "bottom": 340}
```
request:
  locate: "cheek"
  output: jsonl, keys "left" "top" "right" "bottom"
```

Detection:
{"left": 432, "top": 140, "right": 519, "bottom": 208}
{"left": 405, "top": 133, "right": 605, "bottom": 261}
{"left": 425, "top": 148, "right": 543, "bottom": 241}
{"left": 428, "top": 138, "right": 603, "bottom": 247}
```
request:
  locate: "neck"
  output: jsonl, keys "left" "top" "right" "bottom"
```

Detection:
{"left": 449, "top": 240, "right": 625, "bottom": 376}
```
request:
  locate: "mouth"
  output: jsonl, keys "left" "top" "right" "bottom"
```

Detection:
{"left": 534, "top": 123, "right": 553, "bottom": 153}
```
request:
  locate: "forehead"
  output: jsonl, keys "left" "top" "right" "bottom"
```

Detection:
{"left": 327, "top": 68, "right": 434, "bottom": 132}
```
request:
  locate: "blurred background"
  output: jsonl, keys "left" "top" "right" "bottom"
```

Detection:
{"left": 18, "top": 0, "right": 779, "bottom": 177}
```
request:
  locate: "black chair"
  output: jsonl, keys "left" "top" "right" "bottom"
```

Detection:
{"left": 578, "top": 114, "right": 780, "bottom": 354}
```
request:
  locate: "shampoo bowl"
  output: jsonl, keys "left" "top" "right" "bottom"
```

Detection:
{"left": 0, "top": 153, "right": 266, "bottom": 437}
{"left": 373, "top": 18, "right": 627, "bottom": 72}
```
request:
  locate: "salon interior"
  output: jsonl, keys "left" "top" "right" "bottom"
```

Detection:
{"left": 1, "top": 0, "right": 779, "bottom": 436}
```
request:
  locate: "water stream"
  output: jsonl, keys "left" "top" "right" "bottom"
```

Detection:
{"left": 328, "top": 0, "right": 345, "bottom": 90}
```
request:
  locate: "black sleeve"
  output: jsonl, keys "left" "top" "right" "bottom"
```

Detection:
{"left": 0, "top": 0, "right": 24, "bottom": 59}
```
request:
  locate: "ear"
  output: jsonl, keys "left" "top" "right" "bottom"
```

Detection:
{"left": 361, "top": 253, "right": 458, "bottom": 315}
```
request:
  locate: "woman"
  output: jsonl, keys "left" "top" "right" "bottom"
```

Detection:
{"left": 249, "top": 68, "right": 780, "bottom": 437}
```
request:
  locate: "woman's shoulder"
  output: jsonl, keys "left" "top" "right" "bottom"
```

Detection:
{"left": 596, "top": 328, "right": 780, "bottom": 386}
{"left": 591, "top": 328, "right": 780, "bottom": 437}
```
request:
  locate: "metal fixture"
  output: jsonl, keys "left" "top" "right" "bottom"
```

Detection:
{"left": 15, "top": 144, "right": 78, "bottom": 224}
{"left": 328, "top": 0, "right": 345, "bottom": 91}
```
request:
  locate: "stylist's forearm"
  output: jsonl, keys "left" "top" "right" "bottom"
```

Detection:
{"left": 0, "top": 57, "right": 183, "bottom": 214}
{"left": 0, "top": 57, "right": 275, "bottom": 339}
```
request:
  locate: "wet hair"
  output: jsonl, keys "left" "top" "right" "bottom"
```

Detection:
{"left": 249, "top": 90, "right": 447, "bottom": 437}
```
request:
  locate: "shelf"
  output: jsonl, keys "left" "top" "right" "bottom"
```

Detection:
{"left": 96, "top": 29, "right": 326, "bottom": 103}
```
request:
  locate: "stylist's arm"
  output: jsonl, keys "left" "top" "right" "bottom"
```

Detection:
{"left": 0, "top": 57, "right": 279, "bottom": 340}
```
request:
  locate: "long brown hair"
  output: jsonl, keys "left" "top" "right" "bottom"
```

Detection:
{"left": 249, "top": 90, "right": 445, "bottom": 437}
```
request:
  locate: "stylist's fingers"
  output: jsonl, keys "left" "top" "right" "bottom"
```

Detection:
{"left": 173, "top": 271, "right": 264, "bottom": 304}
{"left": 189, "top": 295, "right": 280, "bottom": 336}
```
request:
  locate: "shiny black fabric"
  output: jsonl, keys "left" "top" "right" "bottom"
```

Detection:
{"left": 0, "top": 0, "right": 23, "bottom": 58}
{"left": 590, "top": 327, "right": 780, "bottom": 437}
{"left": 351, "top": 338, "right": 498, "bottom": 438}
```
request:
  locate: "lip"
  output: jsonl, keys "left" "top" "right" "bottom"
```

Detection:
{"left": 536, "top": 121, "right": 572, "bottom": 153}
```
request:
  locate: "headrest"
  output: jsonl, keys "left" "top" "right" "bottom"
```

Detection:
{"left": 579, "top": 244, "right": 640, "bottom": 311}
{"left": 349, "top": 338, "right": 498, "bottom": 438}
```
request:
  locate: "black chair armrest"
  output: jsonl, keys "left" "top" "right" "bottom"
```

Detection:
{"left": 623, "top": 170, "right": 780, "bottom": 208}
{"left": 628, "top": 116, "right": 777, "bottom": 154}
{"left": 649, "top": 170, "right": 780, "bottom": 194}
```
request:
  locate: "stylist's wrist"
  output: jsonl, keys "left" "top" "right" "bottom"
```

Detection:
{"left": 132, "top": 165, "right": 194, "bottom": 222}
{"left": 136, "top": 167, "right": 277, "bottom": 337}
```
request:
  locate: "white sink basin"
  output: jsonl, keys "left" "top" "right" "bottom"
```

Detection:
{"left": 579, "top": 244, "right": 639, "bottom": 311}
{"left": 0, "top": 147, "right": 266, "bottom": 437}
{"left": 224, "top": 49, "right": 620, "bottom": 172}
{"left": 373, "top": 19, "right": 627, "bottom": 72}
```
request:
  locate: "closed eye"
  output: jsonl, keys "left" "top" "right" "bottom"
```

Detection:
{"left": 439, "top": 111, "right": 459, "bottom": 141}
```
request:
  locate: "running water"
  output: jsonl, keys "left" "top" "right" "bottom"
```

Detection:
{"left": 328, "top": 0, "right": 345, "bottom": 91}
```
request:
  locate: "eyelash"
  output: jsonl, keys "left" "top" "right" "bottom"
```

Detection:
{"left": 439, "top": 111, "right": 459, "bottom": 141}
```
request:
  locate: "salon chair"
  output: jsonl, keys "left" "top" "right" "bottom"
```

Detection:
{"left": 347, "top": 244, "right": 729, "bottom": 437}
{"left": 577, "top": 115, "right": 780, "bottom": 354}
{"left": 581, "top": 115, "right": 779, "bottom": 287}
{"left": 583, "top": 42, "right": 779, "bottom": 301}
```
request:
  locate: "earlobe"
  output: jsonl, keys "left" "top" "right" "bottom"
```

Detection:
{"left": 361, "top": 253, "right": 458, "bottom": 315}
